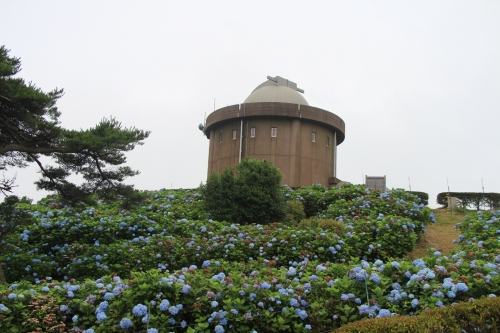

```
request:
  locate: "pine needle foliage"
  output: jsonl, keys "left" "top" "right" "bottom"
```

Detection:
{"left": 0, "top": 45, "right": 150, "bottom": 205}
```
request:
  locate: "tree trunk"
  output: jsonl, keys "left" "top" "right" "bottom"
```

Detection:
{"left": 0, "top": 263, "right": 6, "bottom": 284}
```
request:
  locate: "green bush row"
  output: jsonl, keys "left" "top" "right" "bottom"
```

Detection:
{"left": 437, "top": 192, "right": 500, "bottom": 209}
{"left": 333, "top": 296, "right": 500, "bottom": 333}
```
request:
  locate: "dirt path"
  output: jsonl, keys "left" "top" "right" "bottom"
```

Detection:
{"left": 410, "top": 209, "right": 465, "bottom": 258}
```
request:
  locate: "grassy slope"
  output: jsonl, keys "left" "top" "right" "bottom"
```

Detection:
{"left": 409, "top": 208, "right": 466, "bottom": 258}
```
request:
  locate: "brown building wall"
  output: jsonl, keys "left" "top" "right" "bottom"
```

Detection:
{"left": 205, "top": 102, "right": 345, "bottom": 187}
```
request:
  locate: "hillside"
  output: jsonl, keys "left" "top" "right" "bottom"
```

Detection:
{"left": 0, "top": 186, "right": 499, "bottom": 333}
{"left": 410, "top": 208, "right": 464, "bottom": 258}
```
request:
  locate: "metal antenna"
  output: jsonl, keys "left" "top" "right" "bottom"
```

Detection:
{"left": 447, "top": 178, "right": 454, "bottom": 216}
{"left": 408, "top": 177, "right": 411, "bottom": 191}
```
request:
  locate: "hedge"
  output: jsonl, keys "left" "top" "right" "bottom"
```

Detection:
{"left": 333, "top": 296, "right": 500, "bottom": 333}
{"left": 436, "top": 192, "right": 500, "bottom": 209}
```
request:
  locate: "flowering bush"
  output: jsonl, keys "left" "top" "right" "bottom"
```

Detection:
{"left": 1, "top": 185, "right": 431, "bottom": 282}
{"left": 1, "top": 187, "right": 499, "bottom": 332}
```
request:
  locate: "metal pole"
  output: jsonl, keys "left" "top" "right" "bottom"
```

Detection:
{"left": 239, "top": 119, "right": 243, "bottom": 163}
{"left": 482, "top": 178, "right": 485, "bottom": 210}
{"left": 447, "top": 178, "right": 454, "bottom": 217}
{"left": 333, "top": 132, "right": 337, "bottom": 178}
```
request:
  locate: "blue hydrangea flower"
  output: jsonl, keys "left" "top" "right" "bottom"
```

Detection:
{"left": 442, "top": 279, "right": 453, "bottom": 290}
{"left": 377, "top": 309, "right": 391, "bottom": 317}
{"left": 168, "top": 306, "right": 180, "bottom": 315}
{"left": 296, "top": 309, "right": 308, "bottom": 320}
{"left": 411, "top": 299, "right": 419, "bottom": 308}
{"left": 370, "top": 273, "right": 381, "bottom": 284}
{"left": 159, "top": 299, "right": 170, "bottom": 311}
{"left": 412, "top": 259, "right": 426, "bottom": 268}
{"left": 96, "top": 312, "right": 107, "bottom": 322}
{"left": 454, "top": 282, "right": 468, "bottom": 293}
{"left": 261, "top": 282, "right": 271, "bottom": 289}
{"left": 132, "top": 304, "right": 148, "bottom": 317}
{"left": 119, "top": 318, "right": 133, "bottom": 329}
{"left": 181, "top": 284, "right": 191, "bottom": 294}
{"left": 316, "top": 265, "right": 327, "bottom": 271}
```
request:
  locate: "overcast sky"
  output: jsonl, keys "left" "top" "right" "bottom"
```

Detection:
{"left": 1, "top": 1, "right": 499, "bottom": 208}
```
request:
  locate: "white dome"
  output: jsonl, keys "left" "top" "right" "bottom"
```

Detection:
{"left": 244, "top": 76, "right": 308, "bottom": 105}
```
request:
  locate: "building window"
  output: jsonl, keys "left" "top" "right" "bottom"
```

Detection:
{"left": 250, "top": 127, "right": 255, "bottom": 138}
{"left": 232, "top": 130, "right": 237, "bottom": 140}
{"left": 219, "top": 133, "right": 222, "bottom": 143}
{"left": 312, "top": 132, "right": 316, "bottom": 143}
{"left": 271, "top": 127, "right": 277, "bottom": 137}
{"left": 326, "top": 136, "right": 329, "bottom": 146}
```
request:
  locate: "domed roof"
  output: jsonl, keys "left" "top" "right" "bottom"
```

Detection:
{"left": 244, "top": 76, "right": 308, "bottom": 105}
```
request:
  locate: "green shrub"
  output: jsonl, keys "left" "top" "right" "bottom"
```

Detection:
{"left": 200, "top": 158, "right": 286, "bottom": 224}
{"left": 334, "top": 296, "right": 500, "bottom": 333}
{"left": 283, "top": 200, "right": 306, "bottom": 225}
{"left": 299, "top": 216, "right": 345, "bottom": 232}
{"left": 293, "top": 184, "right": 329, "bottom": 217}
{"left": 200, "top": 168, "right": 239, "bottom": 222}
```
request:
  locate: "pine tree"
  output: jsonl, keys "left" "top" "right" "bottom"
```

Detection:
{"left": 0, "top": 45, "right": 150, "bottom": 205}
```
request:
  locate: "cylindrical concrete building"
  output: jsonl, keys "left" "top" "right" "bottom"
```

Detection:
{"left": 202, "top": 76, "right": 345, "bottom": 187}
